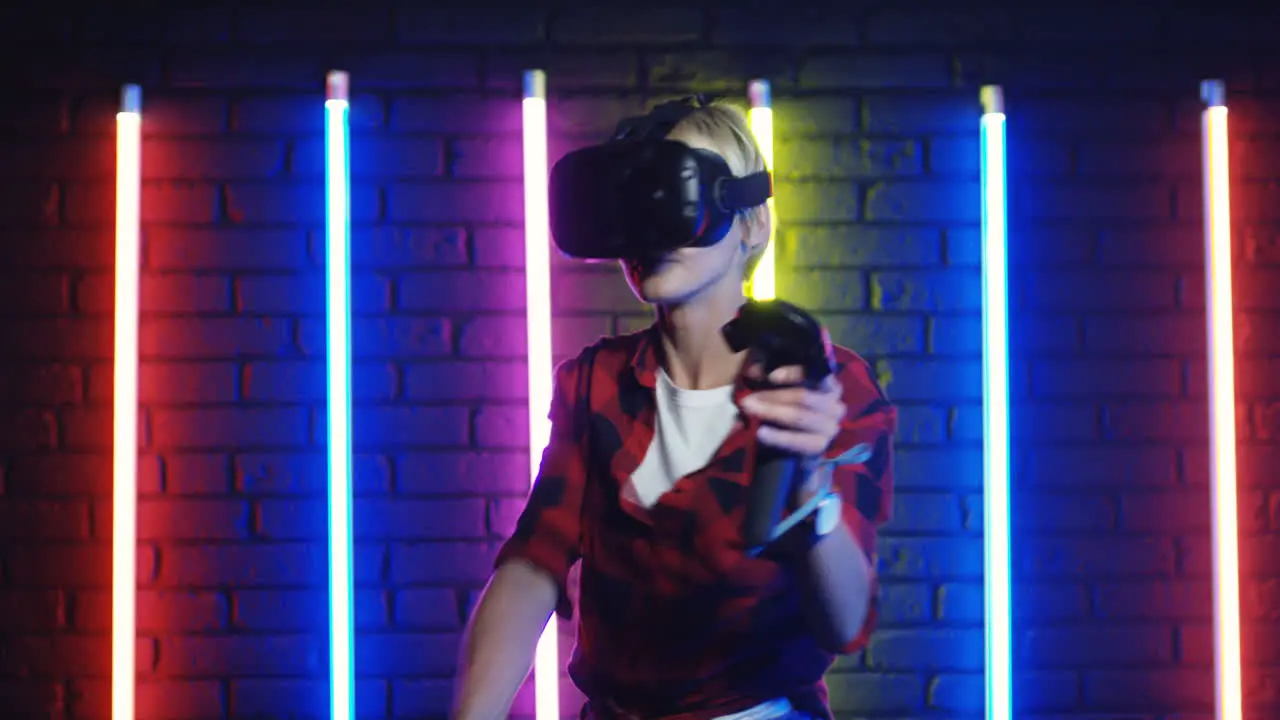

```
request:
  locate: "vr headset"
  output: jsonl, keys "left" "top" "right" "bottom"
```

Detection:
{"left": 548, "top": 96, "right": 774, "bottom": 261}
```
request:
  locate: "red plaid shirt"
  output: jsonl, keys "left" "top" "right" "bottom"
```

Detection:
{"left": 495, "top": 324, "right": 896, "bottom": 719}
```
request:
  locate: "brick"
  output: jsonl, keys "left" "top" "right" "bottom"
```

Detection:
{"left": 1077, "top": 138, "right": 1198, "bottom": 178}
{"left": 1013, "top": 491, "right": 1116, "bottom": 531}
{"left": 551, "top": 6, "right": 702, "bottom": 44}
{"left": 892, "top": 404, "right": 947, "bottom": 444}
{"left": 863, "top": 94, "right": 984, "bottom": 135}
{"left": 820, "top": 314, "right": 926, "bottom": 356}
{"left": 871, "top": 270, "right": 981, "bottom": 312}
{"left": 335, "top": 225, "right": 467, "bottom": 268}
{"left": 447, "top": 137, "right": 521, "bottom": 179}
{"left": 767, "top": 97, "right": 857, "bottom": 137}
{"left": 876, "top": 359, "right": 980, "bottom": 402}
{"left": 6, "top": 363, "right": 83, "bottom": 405}
{"left": 553, "top": 273, "right": 656, "bottom": 314}
{"left": 1017, "top": 5, "right": 1161, "bottom": 44}
{"left": 234, "top": 273, "right": 390, "bottom": 315}
{"left": 397, "top": 270, "right": 524, "bottom": 312}
{"left": 782, "top": 271, "right": 868, "bottom": 311}
{"left": 866, "top": 628, "right": 983, "bottom": 670}
{"left": 799, "top": 54, "right": 950, "bottom": 89}
{"left": 358, "top": 632, "right": 460, "bottom": 677}
{"left": 0, "top": 590, "right": 65, "bottom": 630}
{"left": 782, "top": 225, "right": 943, "bottom": 268}
{"left": 780, "top": 138, "right": 921, "bottom": 180}
{"left": 865, "top": 180, "right": 980, "bottom": 222}
{"left": 393, "top": 588, "right": 461, "bottom": 629}
{"left": 772, "top": 180, "right": 859, "bottom": 222}
{"left": 0, "top": 93, "right": 67, "bottom": 133}
{"left": 1083, "top": 669, "right": 1210, "bottom": 709}
{"left": 1104, "top": 400, "right": 1207, "bottom": 441}
{"left": 1094, "top": 580, "right": 1209, "bottom": 620}
{"left": 710, "top": 6, "right": 858, "bottom": 46}
{"left": 159, "top": 542, "right": 322, "bottom": 587}
{"left": 138, "top": 498, "right": 250, "bottom": 540}
{"left": 229, "top": 679, "right": 327, "bottom": 718}
{"left": 145, "top": 139, "right": 285, "bottom": 180}
{"left": 927, "top": 672, "right": 984, "bottom": 713}
{"left": 161, "top": 454, "right": 231, "bottom": 495}
{"left": 0, "top": 139, "right": 111, "bottom": 180}
{"left": 224, "top": 181, "right": 380, "bottom": 224}
{"left": 403, "top": 361, "right": 524, "bottom": 401}
{"left": 390, "top": 541, "right": 503, "bottom": 585}
{"left": 353, "top": 407, "right": 469, "bottom": 448}
{"left": 878, "top": 537, "right": 983, "bottom": 579}
{"left": 884, "top": 492, "right": 960, "bottom": 533}
{"left": 396, "top": 5, "right": 545, "bottom": 44}
{"left": 396, "top": 452, "right": 530, "bottom": 496}
{"left": 1032, "top": 358, "right": 1181, "bottom": 398}
{"left": 1018, "top": 96, "right": 1171, "bottom": 135}
{"left": 168, "top": 52, "right": 323, "bottom": 90}
{"left": 235, "top": 452, "right": 387, "bottom": 496}
{"left": 140, "top": 317, "right": 295, "bottom": 359}
{"left": 457, "top": 314, "right": 611, "bottom": 359}
{"left": 0, "top": 272, "right": 67, "bottom": 315}
{"left": 387, "top": 181, "right": 522, "bottom": 224}
{"left": 65, "top": 181, "right": 220, "bottom": 225}
{"left": 866, "top": 6, "right": 1012, "bottom": 45}
{"left": 646, "top": 50, "right": 797, "bottom": 93}
{"left": 490, "top": 50, "right": 639, "bottom": 91}
{"left": 234, "top": 6, "right": 391, "bottom": 43}
{"left": 1023, "top": 180, "right": 1171, "bottom": 220}
{"left": 0, "top": 681, "right": 64, "bottom": 717}
{"left": 1083, "top": 314, "right": 1204, "bottom": 355}
{"left": 158, "top": 635, "right": 319, "bottom": 676}
{"left": 298, "top": 316, "right": 452, "bottom": 359}
{"left": 150, "top": 407, "right": 309, "bottom": 450}
{"left": 955, "top": 51, "right": 1110, "bottom": 91}
{"left": 147, "top": 227, "right": 309, "bottom": 270}
{"left": 391, "top": 96, "right": 523, "bottom": 134}
{"left": 233, "top": 94, "right": 386, "bottom": 133}
{"left": 335, "top": 52, "right": 482, "bottom": 90}
{"left": 825, "top": 673, "right": 923, "bottom": 714}
{"left": 1024, "top": 267, "right": 1172, "bottom": 310}
{"left": 1020, "top": 537, "right": 1175, "bottom": 578}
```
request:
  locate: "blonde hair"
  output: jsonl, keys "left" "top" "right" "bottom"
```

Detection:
{"left": 667, "top": 103, "right": 771, "bottom": 280}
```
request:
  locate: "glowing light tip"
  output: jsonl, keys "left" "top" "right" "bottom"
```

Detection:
{"left": 980, "top": 85, "right": 1005, "bottom": 116}
{"left": 524, "top": 69, "right": 547, "bottom": 100}
{"left": 120, "top": 84, "right": 142, "bottom": 114}
{"left": 1201, "top": 79, "right": 1226, "bottom": 108}
{"left": 748, "top": 78, "right": 771, "bottom": 109}
{"left": 327, "top": 70, "right": 350, "bottom": 102}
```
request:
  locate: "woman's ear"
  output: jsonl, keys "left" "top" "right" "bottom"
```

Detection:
{"left": 742, "top": 206, "right": 771, "bottom": 253}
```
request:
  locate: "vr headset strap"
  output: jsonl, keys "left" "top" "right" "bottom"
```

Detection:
{"left": 716, "top": 171, "right": 773, "bottom": 212}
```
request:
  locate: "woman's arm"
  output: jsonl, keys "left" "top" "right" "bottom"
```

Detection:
{"left": 453, "top": 560, "right": 559, "bottom": 720}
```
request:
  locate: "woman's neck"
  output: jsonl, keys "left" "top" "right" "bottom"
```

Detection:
{"left": 656, "top": 286, "right": 747, "bottom": 390}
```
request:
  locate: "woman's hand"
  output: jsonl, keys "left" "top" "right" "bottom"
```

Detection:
{"left": 739, "top": 364, "right": 845, "bottom": 457}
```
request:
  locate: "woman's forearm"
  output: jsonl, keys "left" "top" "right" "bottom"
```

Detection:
{"left": 453, "top": 560, "right": 560, "bottom": 720}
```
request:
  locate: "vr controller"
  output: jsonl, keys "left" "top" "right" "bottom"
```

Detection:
{"left": 722, "top": 299, "right": 835, "bottom": 555}
{"left": 548, "top": 96, "right": 773, "bottom": 261}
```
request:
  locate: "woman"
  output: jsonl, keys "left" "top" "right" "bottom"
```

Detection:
{"left": 453, "top": 102, "right": 896, "bottom": 720}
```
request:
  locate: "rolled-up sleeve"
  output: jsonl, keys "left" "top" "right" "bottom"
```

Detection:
{"left": 824, "top": 353, "right": 896, "bottom": 654}
{"left": 493, "top": 355, "right": 588, "bottom": 620}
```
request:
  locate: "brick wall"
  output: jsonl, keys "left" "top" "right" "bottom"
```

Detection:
{"left": 1, "top": 2, "right": 1278, "bottom": 719}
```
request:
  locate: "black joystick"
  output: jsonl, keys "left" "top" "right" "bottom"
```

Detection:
{"left": 722, "top": 299, "right": 835, "bottom": 555}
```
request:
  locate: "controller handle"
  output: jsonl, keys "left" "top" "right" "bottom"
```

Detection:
{"left": 722, "top": 299, "right": 835, "bottom": 555}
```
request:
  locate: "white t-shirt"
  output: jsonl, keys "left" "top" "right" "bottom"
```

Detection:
{"left": 625, "top": 368, "right": 739, "bottom": 508}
